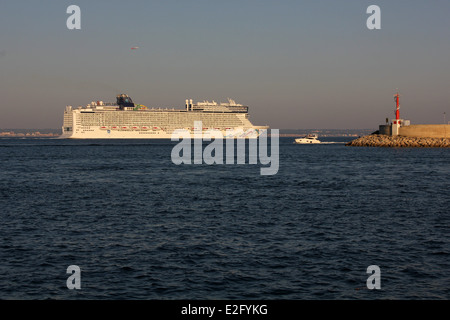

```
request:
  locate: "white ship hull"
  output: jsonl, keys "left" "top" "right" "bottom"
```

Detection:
{"left": 60, "top": 127, "right": 267, "bottom": 139}
{"left": 294, "top": 138, "right": 321, "bottom": 144}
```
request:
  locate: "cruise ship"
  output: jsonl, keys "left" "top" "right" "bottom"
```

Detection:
{"left": 60, "top": 94, "right": 268, "bottom": 139}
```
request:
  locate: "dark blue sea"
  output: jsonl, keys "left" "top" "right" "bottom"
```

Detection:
{"left": 0, "top": 137, "right": 449, "bottom": 300}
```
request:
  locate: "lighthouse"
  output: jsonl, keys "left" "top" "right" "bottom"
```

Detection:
{"left": 392, "top": 91, "right": 402, "bottom": 136}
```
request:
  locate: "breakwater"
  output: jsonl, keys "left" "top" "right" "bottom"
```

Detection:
{"left": 346, "top": 134, "right": 450, "bottom": 148}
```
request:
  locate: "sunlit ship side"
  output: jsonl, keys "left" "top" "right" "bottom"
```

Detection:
{"left": 60, "top": 94, "right": 268, "bottom": 139}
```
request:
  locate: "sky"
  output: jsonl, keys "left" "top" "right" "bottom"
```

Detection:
{"left": 0, "top": 0, "right": 449, "bottom": 129}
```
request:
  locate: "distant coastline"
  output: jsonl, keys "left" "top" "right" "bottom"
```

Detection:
{"left": 0, "top": 128, "right": 374, "bottom": 138}
{"left": 277, "top": 129, "right": 373, "bottom": 137}
{"left": 0, "top": 129, "right": 61, "bottom": 138}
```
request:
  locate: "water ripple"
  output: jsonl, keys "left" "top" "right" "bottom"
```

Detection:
{"left": 0, "top": 138, "right": 448, "bottom": 299}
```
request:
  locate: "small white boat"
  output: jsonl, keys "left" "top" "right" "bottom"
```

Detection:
{"left": 294, "top": 134, "right": 321, "bottom": 144}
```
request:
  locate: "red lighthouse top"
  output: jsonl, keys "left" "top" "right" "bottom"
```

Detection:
{"left": 394, "top": 92, "right": 400, "bottom": 120}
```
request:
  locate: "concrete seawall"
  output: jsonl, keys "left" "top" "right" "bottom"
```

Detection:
{"left": 399, "top": 124, "right": 450, "bottom": 138}
{"left": 346, "top": 134, "right": 450, "bottom": 148}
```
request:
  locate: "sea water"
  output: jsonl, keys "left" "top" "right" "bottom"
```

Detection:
{"left": 0, "top": 137, "right": 448, "bottom": 299}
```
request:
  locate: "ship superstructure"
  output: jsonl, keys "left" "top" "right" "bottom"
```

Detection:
{"left": 61, "top": 94, "right": 268, "bottom": 139}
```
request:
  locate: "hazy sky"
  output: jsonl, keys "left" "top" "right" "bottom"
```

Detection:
{"left": 1, "top": 0, "right": 449, "bottom": 129}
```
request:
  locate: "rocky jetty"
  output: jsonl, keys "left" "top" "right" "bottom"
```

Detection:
{"left": 346, "top": 134, "right": 450, "bottom": 148}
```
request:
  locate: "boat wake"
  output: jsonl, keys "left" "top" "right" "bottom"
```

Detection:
{"left": 319, "top": 142, "right": 346, "bottom": 144}
{"left": 293, "top": 141, "right": 346, "bottom": 145}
